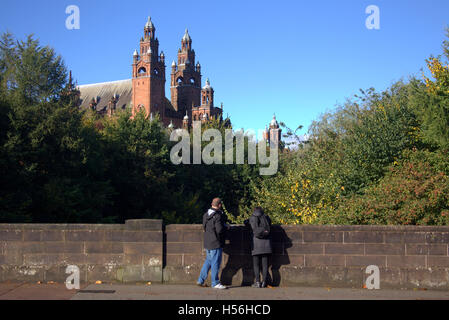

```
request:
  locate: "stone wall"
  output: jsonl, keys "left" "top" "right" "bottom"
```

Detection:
{"left": 1, "top": 220, "right": 449, "bottom": 289}
{"left": 165, "top": 224, "right": 449, "bottom": 289}
{"left": 0, "top": 220, "right": 163, "bottom": 283}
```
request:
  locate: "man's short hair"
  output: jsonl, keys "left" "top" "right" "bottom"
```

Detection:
{"left": 212, "top": 198, "right": 222, "bottom": 207}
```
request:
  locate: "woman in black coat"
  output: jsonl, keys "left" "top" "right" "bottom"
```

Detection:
{"left": 248, "top": 207, "right": 272, "bottom": 288}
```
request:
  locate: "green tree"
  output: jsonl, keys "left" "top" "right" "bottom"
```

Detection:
{"left": 0, "top": 33, "right": 113, "bottom": 223}
{"left": 417, "top": 28, "right": 449, "bottom": 151}
{"left": 331, "top": 149, "right": 449, "bottom": 225}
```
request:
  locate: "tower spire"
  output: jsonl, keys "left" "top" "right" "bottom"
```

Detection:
{"left": 182, "top": 29, "right": 191, "bottom": 42}
{"left": 144, "top": 16, "right": 156, "bottom": 40}
{"left": 145, "top": 16, "right": 154, "bottom": 29}
{"left": 181, "top": 28, "right": 192, "bottom": 51}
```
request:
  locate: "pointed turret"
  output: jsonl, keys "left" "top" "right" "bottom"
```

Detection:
{"left": 181, "top": 28, "right": 192, "bottom": 51}
{"left": 145, "top": 16, "right": 155, "bottom": 30}
{"left": 183, "top": 110, "right": 189, "bottom": 129}
{"left": 182, "top": 29, "right": 191, "bottom": 42}
{"left": 144, "top": 16, "right": 156, "bottom": 40}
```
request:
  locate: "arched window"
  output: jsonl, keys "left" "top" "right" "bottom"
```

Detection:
{"left": 190, "top": 78, "right": 195, "bottom": 85}
{"left": 153, "top": 68, "right": 159, "bottom": 75}
{"left": 138, "top": 67, "right": 146, "bottom": 75}
{"left": 177, "top": 77, "right": 183, "bottom": 85}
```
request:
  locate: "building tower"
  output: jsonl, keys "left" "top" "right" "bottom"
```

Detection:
{"left": 132, "top": 16, "right": 166, "bottom": 119}
{"left": 264, "top": 114, "right": 282, "bottom": 147}
{"left": 170, "top": 29, "right": 202, "bottom": 116}
{"left": 201, "top": 78, "right": 214, "bottom": 108}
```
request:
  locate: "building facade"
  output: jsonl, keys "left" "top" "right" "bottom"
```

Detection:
{"left": 77, "top": 16, "right": 223, "bottom": 128}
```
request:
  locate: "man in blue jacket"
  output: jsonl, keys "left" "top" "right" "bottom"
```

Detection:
{"left": 197, "top": 198, "right": 228, "bottom": 290}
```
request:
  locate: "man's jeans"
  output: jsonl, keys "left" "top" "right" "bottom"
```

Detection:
{"left": 197, "top": 248, "right": 223, "bottom": 287}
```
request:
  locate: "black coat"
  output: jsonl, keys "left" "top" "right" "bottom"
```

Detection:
{"left": 203, "top": 208, "right": 227, "bottom": 250}
{"left": 249, "top": 210, "right": 272, "bottom": 256}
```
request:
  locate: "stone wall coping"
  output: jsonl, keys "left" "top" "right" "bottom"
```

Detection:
{"left": 0, "top": 219, "right": 163, "bottom": 231}
{"left": 1, "top": 222, "right": 449, "bottom": 232}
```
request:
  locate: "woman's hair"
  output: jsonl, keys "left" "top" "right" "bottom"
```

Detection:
{"left": 253, "top": 207, "right": 264, "bottom": 214}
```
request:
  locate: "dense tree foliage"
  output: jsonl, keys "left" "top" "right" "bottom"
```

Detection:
{"left": 239, "top": 28, "right": 449, "bottom": 226}
{"left": 1, "top": 30, "right": 449, "bottom": 225}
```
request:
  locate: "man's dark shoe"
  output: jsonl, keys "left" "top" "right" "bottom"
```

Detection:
{"left": 261, "top": 282, "right": 267, "bottom": 288}
{"left": 251, "top": 282, "right": 261, "bottom": 288}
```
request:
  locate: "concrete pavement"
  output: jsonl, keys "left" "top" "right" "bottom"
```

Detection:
{"left": 1, "top": 282, "right": 449, "bottom": 300}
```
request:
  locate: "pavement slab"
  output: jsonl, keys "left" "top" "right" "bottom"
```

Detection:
{"left": 0, "top": 282, "right": 87, "bottom": 300}
{"left": 1, "top": 282, "right": 449, "bottom": 300}
{"left": 70, "top": 284, "right": 449, "bottom": 300}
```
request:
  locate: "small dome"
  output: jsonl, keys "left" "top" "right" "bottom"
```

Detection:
{"left": 160, "top": 51, "right": 165, "bottom": 57}
{"left": 182, "top": 29, "right": 191, "bottom": 42}
{"left": 172, "top": 60, "right": 176, "bottom": 67}
{"left": 203, "top": 78, "right": 212, "bottom": 90}
{"left": 270, "top": 114, "right": 279, "bottom": 128}
{"left": 184, "top": 111, "right": 189, "bottom": 120}
{"left": 145, "top": 16, "right": 154, "bottom": 29}
{"left": 133, "top": 49, "right": 138, "bottom": 56}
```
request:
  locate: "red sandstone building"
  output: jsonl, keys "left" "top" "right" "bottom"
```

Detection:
{"left": 77, "top": 16, "right": 281, "bottom": 145}
{"left": 78, "top": 17, "right": 223, "bottom": 129}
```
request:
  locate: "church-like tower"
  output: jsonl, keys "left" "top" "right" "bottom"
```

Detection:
{"left": 131, "top": 17, "right": 166, "bottom": 119}
{"left": 170, "top": 29, "right": 202, "bottom": 116}
{"left": 263, "top": 115, "right": 282, "bottom": 147}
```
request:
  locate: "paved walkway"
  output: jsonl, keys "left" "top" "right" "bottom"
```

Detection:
{"left": 0, "top": 282, "right": 449, "bottom": 300}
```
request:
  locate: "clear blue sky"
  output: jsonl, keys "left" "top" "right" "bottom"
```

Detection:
{"left": 1, "top": 0, "right": 449, "bottom": 134}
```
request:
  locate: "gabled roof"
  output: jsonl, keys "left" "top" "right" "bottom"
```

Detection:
{"left": 78, "top": 79, "right": 133, "bottom": 111}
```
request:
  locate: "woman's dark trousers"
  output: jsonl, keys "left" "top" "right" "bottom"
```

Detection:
{"left": 253, "top": 254, "right": 269, "bottom": 283}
